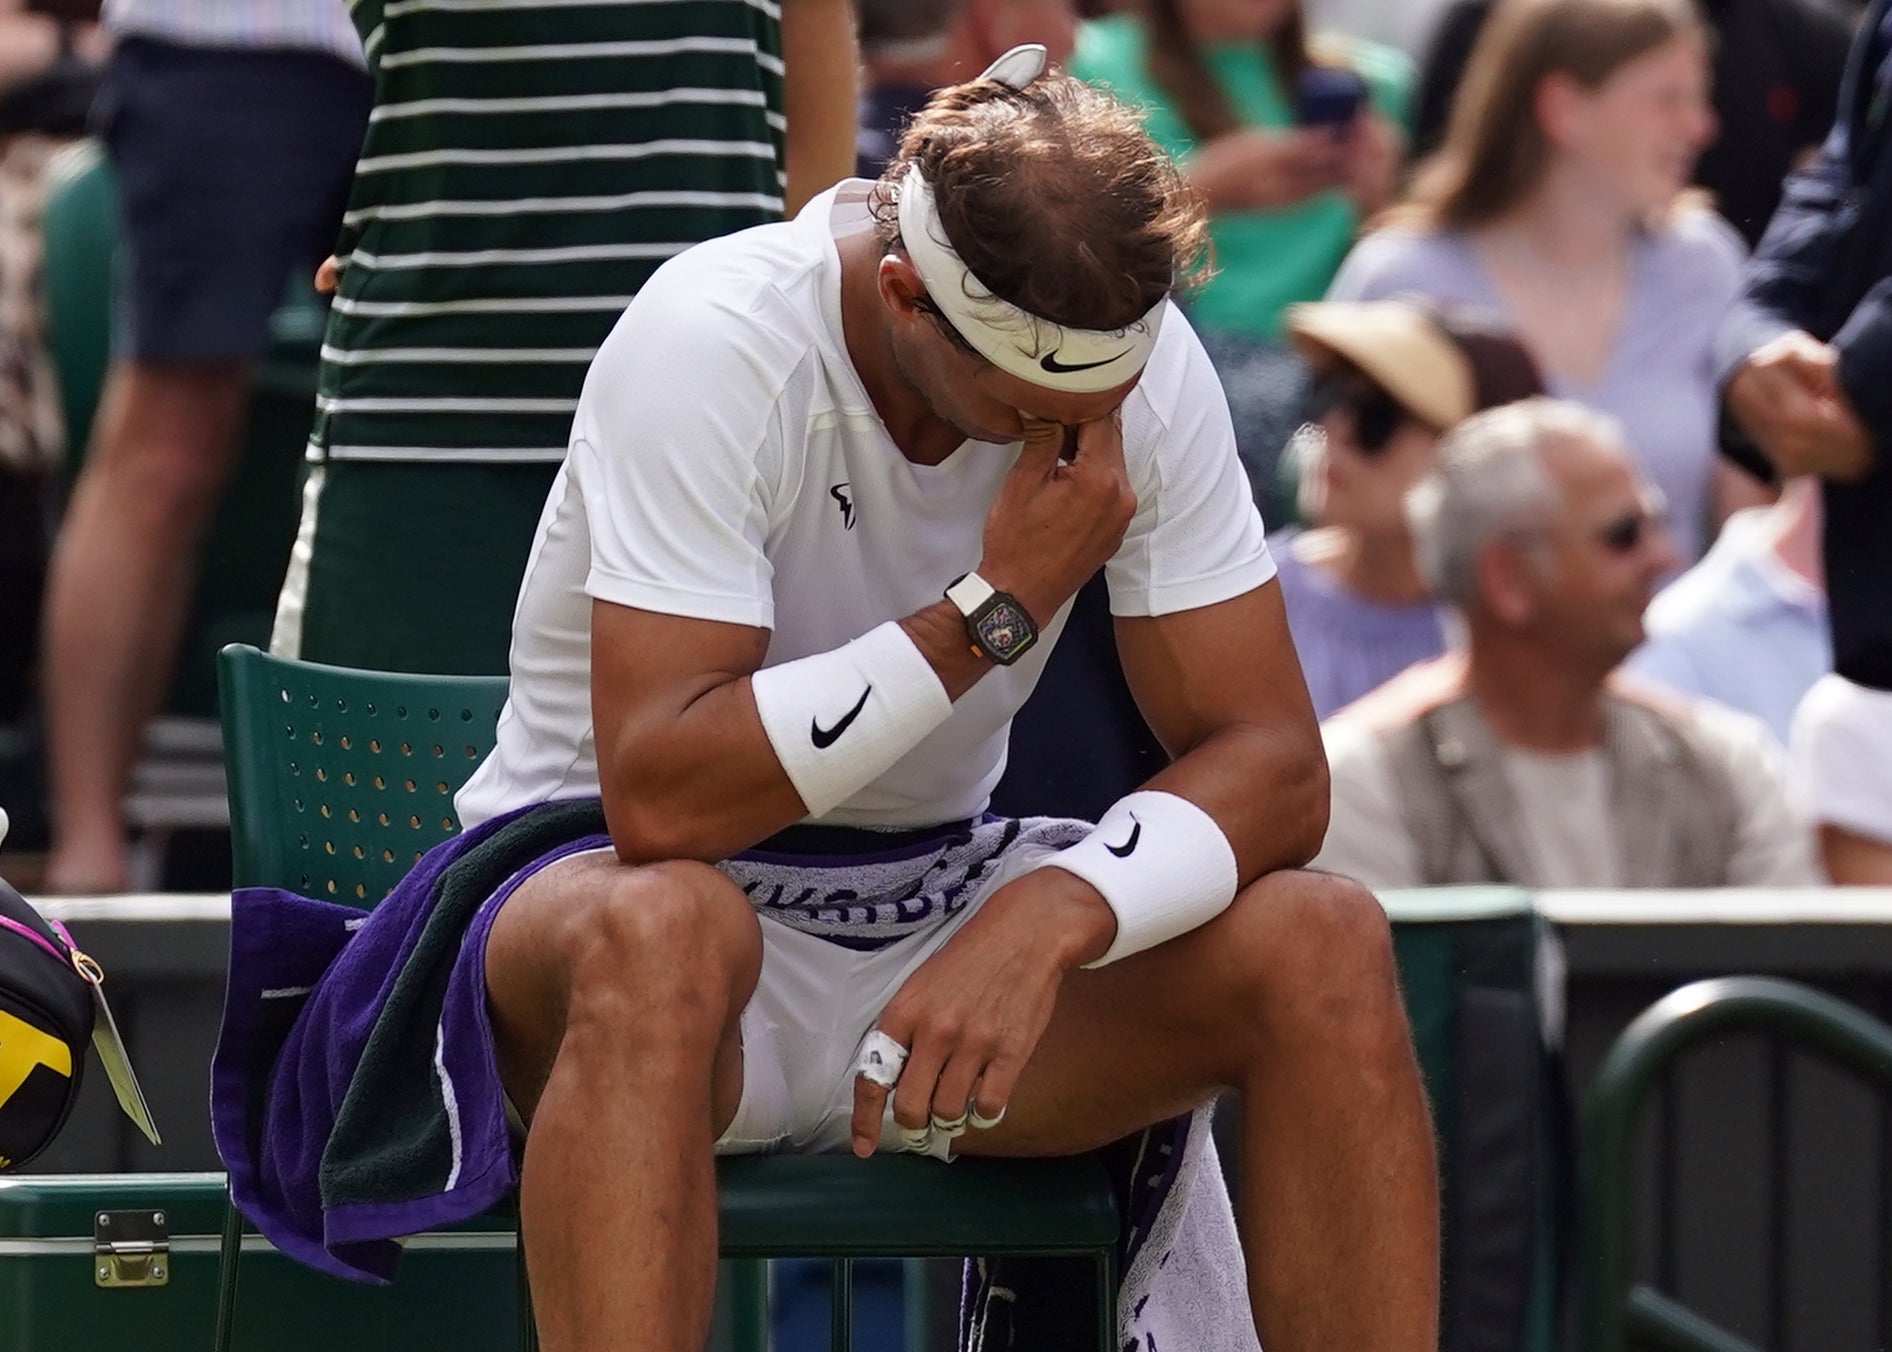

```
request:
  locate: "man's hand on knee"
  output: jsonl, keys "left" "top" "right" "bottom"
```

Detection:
{"left": 847, "top": 872, "right": 1113, "bottom": 1156}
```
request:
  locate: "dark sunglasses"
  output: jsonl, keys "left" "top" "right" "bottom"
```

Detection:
{"left": 1591, "top": 499, "right": 1667, "bottom": 554}
{"left": 1302, "top": 372, "right": 1413, "bottom": 456}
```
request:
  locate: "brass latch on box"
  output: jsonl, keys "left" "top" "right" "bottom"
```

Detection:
{"left": 93, "top": 1209, "right": 170, "bottom": 1287}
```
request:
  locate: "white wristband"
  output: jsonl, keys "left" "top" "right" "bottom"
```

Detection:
{"left": 1040, "top": 790, "right": 1240, "bottom": 967}
{"left": 751, "top": 621, "right": 953, "bottom": 818}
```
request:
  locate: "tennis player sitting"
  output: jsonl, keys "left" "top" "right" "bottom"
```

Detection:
{"left": 211, "top": 48, "right": 1437, "bottom": 1352}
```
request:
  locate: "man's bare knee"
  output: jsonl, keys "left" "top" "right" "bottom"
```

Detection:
{"left": 1222, "top": 870, "right": 1405, "bottom": 1049}
{"left": 561, "top": 860, "right": 761, "bottom": 1049}
{"left": 1263, "top": 870, "right": 1396, "bottom": 979}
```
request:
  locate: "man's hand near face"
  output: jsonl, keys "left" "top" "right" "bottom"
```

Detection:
{"left": 1726, "top": 330, "right": 1876, "bottom": 481}
{"left": 977, "top": 413, "right": 1136, "bottom": 625}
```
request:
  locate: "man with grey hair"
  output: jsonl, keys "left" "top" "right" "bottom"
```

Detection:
{"left": 1313, "top": 397, "right": 1819, "bottom": 888}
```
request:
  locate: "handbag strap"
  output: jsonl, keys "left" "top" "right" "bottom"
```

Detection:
{"left": 0, "top": 912, "right": 71, "bottom": 969}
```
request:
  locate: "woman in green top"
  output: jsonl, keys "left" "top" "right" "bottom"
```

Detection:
{"left": 1070, "top": 0, "right": 1414, "bottom": 510}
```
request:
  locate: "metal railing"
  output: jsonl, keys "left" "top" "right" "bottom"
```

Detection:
{"left": 1578, "top": 976, "right": 1892, "bottom": 1352}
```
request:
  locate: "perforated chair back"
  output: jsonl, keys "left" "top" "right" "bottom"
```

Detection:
{"left": 217, "top": 644, "right": 508, "bottom": 903}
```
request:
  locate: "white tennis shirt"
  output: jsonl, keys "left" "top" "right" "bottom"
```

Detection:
{"left": 457, "top": 181, "right": 1274, "bottom": 831}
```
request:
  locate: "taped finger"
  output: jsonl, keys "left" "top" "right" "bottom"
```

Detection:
{"left": 929, "top": 1107, "right": 970, "bottom": 1139}
{"left": 969, "top": 1104, "right": 1007, "bottom": 1131}
{"left": 854, "top": 1029, "right": 909, "bottom": 1089}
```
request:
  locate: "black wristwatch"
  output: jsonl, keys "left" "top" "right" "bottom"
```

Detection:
{"left": 945, "top": 572, "right": 1039, "bottom": 666}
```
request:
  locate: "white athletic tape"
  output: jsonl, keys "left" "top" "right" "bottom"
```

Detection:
{"left": 929, "top": 1108, "right": 970, "bottom": 1139}
{"left": 853, "top": 1028, "right": 910, "bottom": 1090}
{"left": 752, "top": 622, "right": 952, "bottom": 819}
{"left": 1040, "top": 790, "right": 1240, "bottom": 967}
{"left": 898, "top": 1124, "right": 934, "bottom": 1153}
{"left": 969, "top": 1104, "right": 1007, "bottom": 1131}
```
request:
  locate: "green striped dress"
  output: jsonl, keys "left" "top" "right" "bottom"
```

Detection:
{"left": 315, "top": 0, "right": 788, "bottom": 464}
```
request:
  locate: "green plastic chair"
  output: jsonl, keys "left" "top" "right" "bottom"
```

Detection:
{"left": 1577, "top": 976, "right": 1892, "bottom": 1352}
{"left": 40, "top": 140, "right": 116, "bottom": 468}
{"left": 214, "top": 643, "right": 1120, "bottom": 1351}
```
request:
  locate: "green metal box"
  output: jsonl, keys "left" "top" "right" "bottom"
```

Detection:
{"left": 0, "top": 1173, "right": 521, "bottom": 1351}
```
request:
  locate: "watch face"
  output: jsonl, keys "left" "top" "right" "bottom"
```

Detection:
{"left": 975, "top": 597, "right": 1036, "bottom": 662}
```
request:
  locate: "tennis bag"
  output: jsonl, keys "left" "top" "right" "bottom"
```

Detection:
{"left": 0, "top": 876, "right": 94, "bottom": 1171}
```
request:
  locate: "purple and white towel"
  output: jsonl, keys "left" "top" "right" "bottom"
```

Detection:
{"left": 961, "top": 1103, "right": 1257, "bottom": 1352}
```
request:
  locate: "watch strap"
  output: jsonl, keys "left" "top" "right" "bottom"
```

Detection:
{"left": 945, "top": 571, "right": 997, "bottom": 617}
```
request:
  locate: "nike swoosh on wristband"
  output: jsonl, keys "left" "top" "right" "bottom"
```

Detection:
{"left": 1039, "top": 347, "right": 1130, "bottom": 375}
{"left": 1105, "top": 816, "right": 1141, "bottom": 858}
{"left": 811, "top": 686, "right": 872, "bottom": 749}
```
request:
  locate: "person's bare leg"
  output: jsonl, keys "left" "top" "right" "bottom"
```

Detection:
{"left": 955, "top": 869, "right": 1439, "bottom": 1352}
{"left": 484, "top": 853, "right": 760, "bottom": 1352}
{"left": 41, "top": 361, "right": 248, "bottom": 891}
{"left": 1820, "top": 824, "right": 1892, "bottom": 884}
{"left": 1230, "top": 873, "right": 1438, "bottom": 1351}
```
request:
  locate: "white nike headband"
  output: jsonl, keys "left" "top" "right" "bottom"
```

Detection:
{"left": 892, "top": 46, "right": 1167, "bottom": 394}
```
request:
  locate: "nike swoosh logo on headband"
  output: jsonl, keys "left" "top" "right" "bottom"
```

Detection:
{"left": 1039, "top": 347, "right": 1130, "bottom": 375}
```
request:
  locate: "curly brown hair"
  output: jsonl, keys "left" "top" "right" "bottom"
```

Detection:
{"left": 872, "top": 70, "right": 1210, "bottom": 334}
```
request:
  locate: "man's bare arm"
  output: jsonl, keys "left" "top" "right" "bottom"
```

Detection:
{"left": 590, "top": 421, "right": 1136, "bottom": 864}
{"left": 1116, "top": 580, "right": 1331, "bottom": 879}
{"left": 589, "top": 602, "right": 982, "bottom": 864}
{"left": 781, "top": 0, "right": 859, "bottom": 216}
{"left": 848, "top": 577, "right": 1330, "bottom": 1152}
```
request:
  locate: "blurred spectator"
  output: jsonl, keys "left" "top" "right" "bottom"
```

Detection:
{"left": 1329, "top": 0, "right": 1760, "bottom": 566}
{"left": 1789, "top": 677, "right": 1892, "bottom": 881}
{"left": 0, "top": 0, "right": 93, "bottom": 551}
{"left": 1626, "top": 477, "right": 1830, "bottom": 742}
{"left": 856, "top": 0, "right": 1078, "bottom": 178}
{"left": 38, "top": 0, "right": 371, "bottom": 893}
{"left": 1314, "top": 399, "right": 1819, "bottom": 888}
{"left": 1272, "top": 297, "right": 1544, "bottom": 718}
{"left": 0, "top": 1, "right": 103, "bottom": 865}
{"left": 1306, "top": 0, "right": 1455, "bottom": 58}
{"left": 0, "top": 140, "right": 63, "bottom": 730}
{"left": 1717, "top": 0, "right": 1892, "bottom": 883}
{"left": 272, "top": 0, "right": 857, "bottom": 678}
{"left": 0, "top": 2, "right": 104, "bottom": 137}
{"left": 1069, "top": 0, "right": 1413, "bottom": 506}
{"left": 1413, "top": 0, "right": 1855, "bottom": 245}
